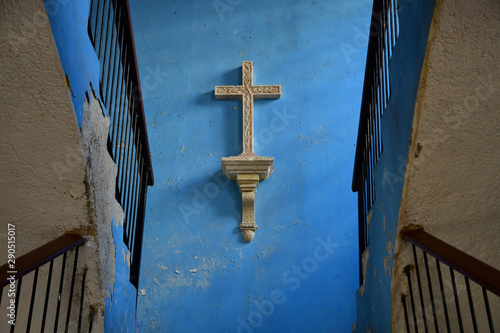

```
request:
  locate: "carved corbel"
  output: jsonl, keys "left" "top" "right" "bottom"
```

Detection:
{"left": 221, "top": 156, "right": 273, "bottom": 242}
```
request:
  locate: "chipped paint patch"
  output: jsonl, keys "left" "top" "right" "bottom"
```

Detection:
{"left": 386, "top": 231, "right": 392, "bottom": 254}
{"left": 122, "top": 244, "right": 131, "bottom": 267}
{"left": 384, "top": 231, "right": 393, "bottom": 275}
{"left": 358, "top": 248, "right": 369, "bottom": 296}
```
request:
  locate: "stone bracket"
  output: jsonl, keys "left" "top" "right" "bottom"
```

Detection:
{"left": 221, "top": 155, "right": 273, "bottom": 242}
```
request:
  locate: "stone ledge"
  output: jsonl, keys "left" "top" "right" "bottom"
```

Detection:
{"left": 221, "top": 154, "right": 274, "bottom": 181}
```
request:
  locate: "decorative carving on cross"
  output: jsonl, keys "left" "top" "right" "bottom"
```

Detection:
{"left": 215, "top": 61, "right": 281, "bottom": 242}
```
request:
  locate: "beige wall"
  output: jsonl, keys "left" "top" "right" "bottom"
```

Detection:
{"left": 0, "top": 1, "right": 117, "bottom": 330}
{"left": 0, "top": 0, "right": 88, "bottom": 255}
{"left": 392, "top": 0, "right": 500, "bottom": 330}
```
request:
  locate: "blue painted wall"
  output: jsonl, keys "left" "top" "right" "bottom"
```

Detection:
{"left": 105, "top": 220, "right": 139, "bottom": 332}
{"left": 44, "top": 1, "right": 139, "bottom": 331}
{"left": 353, "top": 0, "right": 436, "bottom": 332}
{"left": 129, "top": 0, "right": 372, "bottom": 331}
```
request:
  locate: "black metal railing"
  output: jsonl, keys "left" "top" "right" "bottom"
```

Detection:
{"left": 352, "top": 0, "right": 399, "bottom": 285}
{"left": 87, "top": 0, "right": 154, "bottom": 288}
{"left": 401, "top": 229, "right": 500, "bottom": 333}
{"left": 0, "top": 234, "right": 93, "bottom": 332}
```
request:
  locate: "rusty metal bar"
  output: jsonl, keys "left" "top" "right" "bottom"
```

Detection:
{"left": 483, "top": 288, "right": 494, "bottom": 332}
{"left": 405, "top": 265, "right": 419, "bottom": 333}
{"left": 41, "top": 259, "right": 54, "bottom": 332}
{"left": 450, "top": 268, "right": 465, "bottom": 333}
{"left": 65, "top": 246, "right": 80, "bottom": 332}
{"left": 436, "top": 259, "right": 451, "bottom": 332}
{"left": 111, "top": 0, "right": 154, "bottom": 185}
{"left": 53, "top": 252, "right": 68, "bottom": 332}
{"left": 412, "top": 244, "right": 429, "bottom": 332}
{"left": 402, "top": 294, "right": 410, "bottom": 333}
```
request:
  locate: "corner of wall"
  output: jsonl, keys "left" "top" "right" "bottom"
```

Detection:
{"left": 81, "top": 79, "right": 140, "bottom": 333}
{"left": 390, "top": 2, "right": 443, "bottom": 329}
{"left": 353, "top": 0, "right": 438, "bottom": 331}
{"left": 43, "top": 0, "right": 140, "bottom": 330}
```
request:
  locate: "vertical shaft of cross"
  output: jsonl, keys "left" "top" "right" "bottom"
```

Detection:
{"left": 242, "top": 93, "right": 254, "bottom": 154}
{"left": 241, "top": 61, "right": 254, "bottom": 154}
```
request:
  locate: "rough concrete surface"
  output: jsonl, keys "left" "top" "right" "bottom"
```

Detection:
{"left": 0, "top": 0, "right": 88, "bottom": 256}
{"left": 0, "top": 0, "right": 122, "bottom": 330}
{"left": 392, "top": 0, "right": 500, "bottom": 331}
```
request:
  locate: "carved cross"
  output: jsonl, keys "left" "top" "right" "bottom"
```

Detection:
{"left": 216, "top": 62, "right": 280, "bottom": 243}
{"left": 215, "top": 61, "right": 281, "bottom": 154}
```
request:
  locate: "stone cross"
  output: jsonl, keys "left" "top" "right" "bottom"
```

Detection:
{"left": 219, "top": 157, "right": 275, "bottom": 242}
{"left": 215, "top": 61, "right": 281, "bottom": 154}
{"left": 216, "top": 62, "right": 281, "bottom": 243}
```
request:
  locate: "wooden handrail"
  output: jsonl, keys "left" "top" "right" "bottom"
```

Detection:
{"left": 0, "top": 234, "right": 86, "bottom": 288}
{"left": 403, "top": 229, "right": 500, "bottom": 297}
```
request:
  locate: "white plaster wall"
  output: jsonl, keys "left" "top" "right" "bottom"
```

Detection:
{"left": 80, "top": 91, "right": 124, "bottom": 301}
{"left": 392, "top": 0, "right": 500, "bottom": 330}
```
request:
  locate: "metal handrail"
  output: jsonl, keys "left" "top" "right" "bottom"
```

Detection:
{"left": 403, "top": 229, "right": 500, "bottom": 297}
{"left": 401, "top": 228, "right": 499, "bottom": 333}
{"left": 113, "top": 0, "right": 154, "bottom": 186}
{"left": 87, "top": 0, "right": 153, "bottom": 288}
{"left": 352, "top": 0, "right": 396, "bottom": 191}
{"left": 0, "top": 234, "right": 86, "bottom": 288}
{"left": 352, "top": 0, "right": 399, "bottom": 285}
{"left": 89, "top": 0, "right": 153, "bottom": 185}
{"left": 0, "top": 234, "right": 92, "bottom": 331}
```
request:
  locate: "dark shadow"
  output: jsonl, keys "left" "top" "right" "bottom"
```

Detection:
{"left": 205, "top": 168, "right": 243, "bottom": 241}
{"left": 212, "top": 66, "right": 243, "bottom": 156}
{"left": 221, "top": 65, "right": 242, "bottom": 85}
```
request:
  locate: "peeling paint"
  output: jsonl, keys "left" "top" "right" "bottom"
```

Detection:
{"left": 122, "top": 244, "right": 131, "bottom": 267}
{"left": 367, "top": 210, "right": 373, "bottom": 228}
{"left": 386, "top": 230, "right": 392, "bottom": 254}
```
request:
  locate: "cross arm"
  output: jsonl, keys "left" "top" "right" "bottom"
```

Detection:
{"left": 251, "top": 85, "right": 281, "bottom": 99}
{"left": 215, "top": 86, "right": 245, "bottom": 100}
